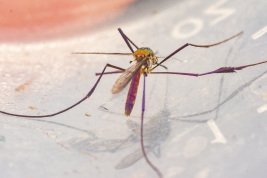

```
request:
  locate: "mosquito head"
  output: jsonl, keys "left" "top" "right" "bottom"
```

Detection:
{"left": 134, "top": 48, "right": 157, "bottom": 63}
{"left": 133, "top": 47, "right": 158, "bottom": 74}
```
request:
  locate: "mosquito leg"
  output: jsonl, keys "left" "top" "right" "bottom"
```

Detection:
{"left": 0, "top": 64, "right": 124, "bottom": 118}
{"left": 151, "top": 59, "right": 267, "bottom": 77}
{"left": 72, "top": 52, "right": 132, "bottom": 56}
{"left": 156, "top": 63, "right": 168, "bottom": 70}
{"left": 118, "top": 28, "right": 139, "bottom": 52}
{"left": 95, "top": 64, "right": 168, "bottom": 76}
{"left": 95, "top": 66, "right": 125, "bottom": 76}
{"left": 152, "top": 31, "right": 243, "bottom": 70}
{"left": 140, "top": 74, "right": 163, "bottom": 178}
{"left": 95, "top": 63, "right": 168, "bottom": 78}
{"left": 95, "top": 70, "right": 124, "bottom": 76}
{"left": 72, "top": 28, "right": 139, "bottom": 55}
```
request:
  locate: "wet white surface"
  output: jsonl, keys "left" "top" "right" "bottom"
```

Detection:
{"left": 1, "top": 0, "right": 267, "bottom": 178}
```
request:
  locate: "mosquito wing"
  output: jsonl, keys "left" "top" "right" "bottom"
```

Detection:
{"left": 111, "top": 59, "right": 147, "bottom": 94}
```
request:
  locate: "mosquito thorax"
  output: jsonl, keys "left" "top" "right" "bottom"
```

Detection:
{"left": 133, "top": 47, "right": 158, "bottom": 74}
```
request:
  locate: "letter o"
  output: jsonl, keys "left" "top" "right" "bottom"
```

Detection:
{"left": 172, "top": 18, "right": 203, "bottom": 39}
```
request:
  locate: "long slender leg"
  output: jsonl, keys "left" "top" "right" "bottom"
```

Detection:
{"left": 95, "top": 64, "right": 167, "bottom": 76}
{"left": 118, "top": 28, "right": 139, "bottom": 52}
{"left": 95, "top": 66, "right": 125, "bottom": 76}
{"left": 152, "top": 31, "right": 243, "bottom": 70}
{"left": 0, "top": 64, "right": 124, "bottom": 118}
{"left": 140, "top": 74, "right": 163, "bottom": 178}
{"left": 72, "top": 52, "right": 133, "bottom": 56}
{"left": 151, "top": 59, "right": 267, "bottom": 76}
{"left": 72, "top": 28, "right": 138, "bottom": 55}
{"left": 95, "top": 70, "right": 124, "bottom": 76}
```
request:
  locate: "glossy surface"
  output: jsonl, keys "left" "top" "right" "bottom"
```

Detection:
{"left": 1, "top": 0, "right": 267, "bottom": 177}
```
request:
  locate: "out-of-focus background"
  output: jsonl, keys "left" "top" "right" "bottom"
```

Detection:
{"left": 1, "top": 0, "right": 267, "bottom": 177}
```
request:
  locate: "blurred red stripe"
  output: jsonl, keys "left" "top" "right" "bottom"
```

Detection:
{"left": 0, "top": 0, "right": 135, "bottom": 41}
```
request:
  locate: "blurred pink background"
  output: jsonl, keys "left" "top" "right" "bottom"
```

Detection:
{"left": 0, "top": 0, "right": 135, "bottom": 41}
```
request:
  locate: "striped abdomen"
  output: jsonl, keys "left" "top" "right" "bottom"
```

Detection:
{"left": 125, "top": 69, "right": 141, "bottom": 116}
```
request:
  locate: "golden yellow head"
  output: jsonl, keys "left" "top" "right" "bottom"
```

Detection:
{"left": 133, "top": 47, "right": 158, "bottom": 74}
{"left": 133, "top": 48, "right": 154, "bottom": 58}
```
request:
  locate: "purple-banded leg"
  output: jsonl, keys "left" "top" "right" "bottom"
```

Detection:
{"left": 0, "top": 64, "right": 125, "bottom": 118}
{"left": 151, "top": 59, "right": 267, "bottom": 77}
{"left": 152, "top": 31, "right": 243, "bottom": 71}
{"left": 140, "top": 74, "right": 164, "bottom": 178}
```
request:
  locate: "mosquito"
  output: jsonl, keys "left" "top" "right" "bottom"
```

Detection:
{"left": 1, "top": 28, "right": 267, "bottom": 178}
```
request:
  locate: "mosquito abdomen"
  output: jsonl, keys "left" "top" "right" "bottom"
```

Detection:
{"left": 125, "top": 69, "right": 142, "bottom": 116}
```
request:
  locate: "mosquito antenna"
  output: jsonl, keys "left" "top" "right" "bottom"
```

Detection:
{"left": 152, "top": 31, "right": 243, "bottom": 71}
{"left": 157, "top": 56, "right": 184, "bottom": 63}
{"left": 155, "top": 56, "right": 185, "bottom": 70}
{"left": 155, "top": 62, "right": 168, "bottom": 70}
